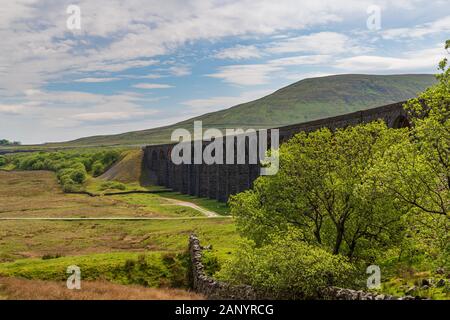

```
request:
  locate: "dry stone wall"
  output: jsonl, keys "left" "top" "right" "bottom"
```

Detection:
{"left": 189, "top": 234, "right": 416, "bottom": 300}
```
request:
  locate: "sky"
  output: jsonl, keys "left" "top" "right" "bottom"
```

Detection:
{"left": 0, "top": 0, "right": 449, "bottom": 144}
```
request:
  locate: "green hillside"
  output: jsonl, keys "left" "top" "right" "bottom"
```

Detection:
{"left": 12, "top": 74, "right": 439, "bottom": 148}
{"left": 199, "top": 74, "right": 437, "bottom": 126}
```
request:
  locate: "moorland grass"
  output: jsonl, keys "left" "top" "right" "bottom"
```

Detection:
{"left": 0, "top": 169, "right": 238, "bottom": 292}
{"left": 0, "top": 277, "right": 204, "bottom": 300}
{"left": 0, "top": 251, "right": 190, "bottom": 288}
{"left": 0, "top": 219, "right": 237, "bottom": 263}
{"left": 0, "top": 171, "right": 214, "bottom": 218}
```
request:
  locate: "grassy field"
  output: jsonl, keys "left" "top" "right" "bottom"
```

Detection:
{"left": 0, "top": 170, "right": 237, "bottom": 299}
{"left": 0, "top": 171, "right": 213, "bottom": 218}
{"left": 2, "top": 168, "right": 445, "bottom": 300}
{"left": 0, "top": 219, "right": 236, "bottom": 262}
{"left": 0, "top": 277, "right": 203, "bottom": 300}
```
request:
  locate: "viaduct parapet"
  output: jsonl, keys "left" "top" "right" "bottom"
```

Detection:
{"left": 143, "top": 101, "right": 409, "bottom": 202}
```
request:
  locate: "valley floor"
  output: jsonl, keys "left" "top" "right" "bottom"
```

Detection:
{"left": 0, "top": 170, "right": 447, "bottom": 300}
{"left": 0, "top": 170, "right": 237, "bottom": 299}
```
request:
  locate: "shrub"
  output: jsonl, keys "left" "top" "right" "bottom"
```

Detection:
{"left": 92, "top": 161, "right": 105, "bottom": 177}
{"left": 102, "top": 150, "right": 120, "bottom": 167}
{"left": 120, "top": 254, "right": 168, "bottom": 287}
{"left": 70, "top": 168, "right": 87, "bottom": 184}
{"left": 161, "top": 252, "right": 190, "bottom": 288}
{"left": 6, "top": 149, "right": 122, "bottom": 192}
{"left": 62, "top": 182, "right": 81, "bottom": 193}
{"left": 100, "top": 181, "right": 126, "bottom": 191}
{"left": 202, "top": 251, "right": 221, "bottom": 276}
{"left": 42, "top": 254, "right": 62, "bottom": 260}
{"left": 217, "top": 236, "right": 356, "bottom": 298}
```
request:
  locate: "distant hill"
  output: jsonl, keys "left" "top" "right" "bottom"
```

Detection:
{"left": 44, "top": 74, "right": 438, "bottom": 147}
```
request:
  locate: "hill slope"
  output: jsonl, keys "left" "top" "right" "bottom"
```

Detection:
{"left": 53, "top": 74, "right": 437, "bottom": 147}
{"left": 99, "top": 150, "right": 144, "bottom": 183}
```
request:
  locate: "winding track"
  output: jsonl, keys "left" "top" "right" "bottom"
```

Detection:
{"left": 0, "top": 195, "right": 226, "bottom": 220}
{"left": 161, "top": 198, "right": 220, "bottom": 217}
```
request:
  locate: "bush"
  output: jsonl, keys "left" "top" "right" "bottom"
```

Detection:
{"left": 92, "top": 161, "right": 105, "bottom": 177}
{"left": 120, "top": 253, "right": 190, "bottom": 288}
{"left": 161, "top": 252, "right": 190, "bottom": 288}
{"left": 100, "top": 181, "right": 126, "bottom": 191}
{"left": 62, "top": 182, "right": 81, "bottom": 193}
{"left": 6, "top": 149, "right": 122, "bottom": 191}
{"left": 42, "top": 254, "right": 62, "bottom": 260}
{"left": 102, "top": 150, "right": 120, "bottom": 167}
{"left": 217, "top": 236, "right": 356, "bottom": 298}
{"left": 202, "top": 251, "right": 221, "bottom": 276}
{"left": 70, "top": 168, "right": 87, "bottom": 184}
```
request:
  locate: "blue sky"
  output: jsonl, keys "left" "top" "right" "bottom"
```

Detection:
{"left": 0, "top": 0, "right": 449, "bottom": 144}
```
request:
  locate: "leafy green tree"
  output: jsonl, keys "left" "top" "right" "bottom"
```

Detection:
{"left": 0, "top": 139, "right": 21, "bottom": 146}
{"left": 230, "top": 121, "right": 408, "bottom": 261}
{"left": 7, "top": 149, "right": 121, "bottom": 191}
{"left": 398, "top": 42, "right": 449, "bottom": 218}
{"left": 217, "top": 233, "right": 356, "bottom": 298}
{"left": 364, "top": 41, "right": 450, "bottom": 265}
{"left": 92, "top": 161, "right": 105, "bottom": 177}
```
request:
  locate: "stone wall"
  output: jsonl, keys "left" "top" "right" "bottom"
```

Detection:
{"left": 189, "top": 234, "right": 263, "bottom": 300}
{"left": 189, "top": 234, "right": 415, "bottom": 300}
{"left": 319, "top": 287, "right": 414, "bottom": 300}
{"left": 144, "top": 102, "right": 409, "bottom": 202}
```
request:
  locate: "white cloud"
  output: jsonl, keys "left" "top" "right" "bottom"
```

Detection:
{"left": 0, "top": 0, "right": 386, "bottom": 93}
{"left": 336, "top": 46, "right": 446, "bottom": 72}
{"left": 382, "top": 15, "right": 450, "bottom": 40}
{"left": 208, "top": 64, "right": 281, "bottom": 86}
{"left": 72, "top": 110, "right": 156, "bottom": 122}
{"left": 169, "top": 66, "right": 191, "bottom": 76}
{"left": 0, "top": 0, "right": 444, "bottom": 143}
{"left": 208, "top": 55, "right": 330, "bottom": 85}
{"left": 214, "top": 45, "right": 262, "bottom": 60}
{"left": 80, "top": 59, "right": 159, "bottom": 73}
{"left": 133, "top": 83, "right": 174, "bottom": 89}
{"left": 1, "top": 89, "right": 157, "bottom": 127}
{"left": 269, "top": 55, "right": 331, "bottom": 66}
{"left": 0, "top": 0, "right": 38, "bottom": 29}
{"left": 75, "top": 77, "right": 119, "bottom": 83}
{"left": 121, "top": 74, "right": 163, "bottom": 79}
{"left": 182, "top": 89, "right": 273, "bottom": 114}
{"left": 0, "top": 104, "right": 26, "bottom": 115}
{"left": 267, "top": 32, "right": 366, "bottom": 55}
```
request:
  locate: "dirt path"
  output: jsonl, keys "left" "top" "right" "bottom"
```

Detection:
{"left": 161, "top": 198, "right": 220, "bottom": 217}
{"left": 0, "top": 196, "right": 224, "bottom": 220}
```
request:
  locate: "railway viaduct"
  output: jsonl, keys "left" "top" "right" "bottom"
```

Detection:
{"left": 143, "top": 101, "right": 410, "bottom": 202}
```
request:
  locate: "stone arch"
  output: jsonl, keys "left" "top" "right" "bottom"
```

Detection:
{"left": 158, "top": 149, "right": 168, "bottom": 186}
{"left": 151, "top": 150, "right": 158, "bottom": 170}
{"left": 159, "top": 149, "right": 166, "bottom": 160}
{"left": 392, "top": 115, "right": 410, "bottom": 129}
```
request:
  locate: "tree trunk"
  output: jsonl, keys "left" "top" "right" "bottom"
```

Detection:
{"left": 333, "top": 226, "right": 344, "bottom": 255}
